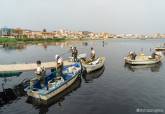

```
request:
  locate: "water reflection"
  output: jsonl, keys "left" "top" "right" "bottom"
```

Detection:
{"left": 124, "top": 63, "right": 162, "bottom": 72}
{"left": 82, "top": 66, "right": 105, "bottom": 83}
{"left": 102, "top": 40, "right": 104, "bottom": 47}
{"left": 26, "top": 77, "right": 82, "bottom": 114}
{"left": 82, "top": 42, "right": 88, "bottom": 46}
{"left": 1, "top": 43, "right": 26, "bottom": 51}
{"left": 0, "top": 41, "right": 86, "bottom": 51}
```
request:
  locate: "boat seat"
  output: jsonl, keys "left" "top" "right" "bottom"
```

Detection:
{"left": 44, "top": 72, "right": 56, "bottom": 89}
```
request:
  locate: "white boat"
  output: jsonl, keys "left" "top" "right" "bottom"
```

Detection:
{"left": 26, "top": 76, "right": 81, "bottom": 105}
{"left": 124, "top": 54, "right": 161, "bottom": 65}
{"left": 26, "top": 62, "right": 82, "bottom": 101}
{"left": 81, "top": 57, "right": 105, "bottom": 73}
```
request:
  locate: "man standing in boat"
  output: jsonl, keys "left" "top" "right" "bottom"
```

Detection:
{"left": 30, "top": 60, "right": 46, "bottom": 88}
{"left": 55, "top": 55, "right": 64, "bottom": 76}
{"left": 73, "top": 47, "right": 78, "bottom": 62}
{"left": 35, "top": 60, "right": 45, "bottom": 79}
{"left": 70, "top": 47, "right": 74, "bottom": 58}
{"left": 128, "top": 51, "right": 136, "bottom": 60}
{"left": 90, "top": 47, "right": 96, "bottom": 61}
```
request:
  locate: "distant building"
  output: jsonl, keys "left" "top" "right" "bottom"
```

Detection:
{"left": 81, "top": 31, "right": 91, "bottom": 35}
{"left": 160, "top": 34, "right": 165, "bottom": 38}
{"left": 0, "top": 27, "right": 14, "bottom": 36}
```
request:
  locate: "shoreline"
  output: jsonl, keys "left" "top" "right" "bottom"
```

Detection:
{"left": 0, "top": 37, "right": 66, "bottom": 44}
{"left": 0, "top": 37, "right": 165, "bottom": 45}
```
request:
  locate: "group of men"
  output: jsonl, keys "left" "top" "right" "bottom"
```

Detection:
{"left": 33, "top": 47, "right": 96, "bottom": 88}
{"left": 70, "top": 46, "right": 96, "bottom": 62}
{"left": 128, "top": 51, "right": 161, "bottom": 60}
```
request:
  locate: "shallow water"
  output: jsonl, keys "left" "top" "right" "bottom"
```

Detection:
{"left": 0, "top": 39, "right": 165, "bottom": 114}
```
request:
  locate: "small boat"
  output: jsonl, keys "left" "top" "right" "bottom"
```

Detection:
{"left": 155, "top": 47, "right": 165, "bottom": 51}
{"left": 124, "top": 53, "right": 162, "bottom": 65}
{"left": 26, "top": 62, "right": 82, "bottom": 101}
{"left": 26, "top": 76, "right": 81, "bottom": 105}
{"left": 81, "top": 57, "right": 105, "bottom": 73}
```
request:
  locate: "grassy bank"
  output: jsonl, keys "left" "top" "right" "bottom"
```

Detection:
{"left": 0, "top": 38, "right": 17, "bottom": 43}
{"left": 0, "top": 37, "right": 66, "bottom": 44}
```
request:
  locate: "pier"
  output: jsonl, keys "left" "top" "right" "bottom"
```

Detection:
{"left": 0, "top": 60, "right": 74, "bottom": 72}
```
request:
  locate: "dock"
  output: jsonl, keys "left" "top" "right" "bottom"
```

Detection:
{"left": 0, "top": 60, "right": 74, "bottom": 72}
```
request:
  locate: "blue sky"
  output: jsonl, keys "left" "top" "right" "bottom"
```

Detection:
{"left": 0, "top": 0, "right": 165, "bottom": 34}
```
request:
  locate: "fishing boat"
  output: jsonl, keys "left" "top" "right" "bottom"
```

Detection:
{"left": 155, "top": 47, "right": 165, "bottom": 51}
{"left": 26, "top": 62, "right": 82, "bottom": 101}
{"left": 81, "top": 57, "right": 105, "bottom": 73}
{"left": 26, "top": 76, "right": 81, "bottom": 105}
{"left": 124, "top": 53, "right": 162, "bottom": 65}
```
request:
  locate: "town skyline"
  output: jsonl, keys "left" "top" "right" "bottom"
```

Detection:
{"left": 0, "top": 27, "right": 164, "bottom": 39}
{"left": 0, "top": 26, "right": 164, "bottom": 35}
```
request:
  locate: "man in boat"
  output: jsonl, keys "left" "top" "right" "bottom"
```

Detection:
{"left": 90, "top": 47, "right": 96, "bottom": 61}
{"left": 128, "top": 51, "right": 136, "bottom": 60}
{"left": 35, "top": 60, "right": 45, "bottom": 79}
{"left": 55, "top": 55, "right": 64, "bottom": 76}
{"left": 151, "top": 52, "right": 157, "bottom": 59}
{"left": 70, "top": 47, "right": 74, "bottom": 58}
{"left": 132, "top": 52, "right": 137, "bottom": 60}
{"left": 30, "top": 60, "right": 45, "bottom": 89}
{"left": 73, "top": 47, "right": 78, "bottom": 62}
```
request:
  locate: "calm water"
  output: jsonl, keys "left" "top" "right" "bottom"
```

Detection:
{"left": 0, "top": 39, "right": 165, "bottom": 114}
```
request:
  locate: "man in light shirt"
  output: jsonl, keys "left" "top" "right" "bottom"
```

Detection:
{"left": 35, "top": 60, "right": 45, "bottom": 78}
{"left": 90, "top": 47, "right": 96, "bottom": 61}
{"left": 30, "top": 60, "right": 45, "bottom": 89}
{"left": 55, "top": 55, "right": 64, "bottom": 76}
